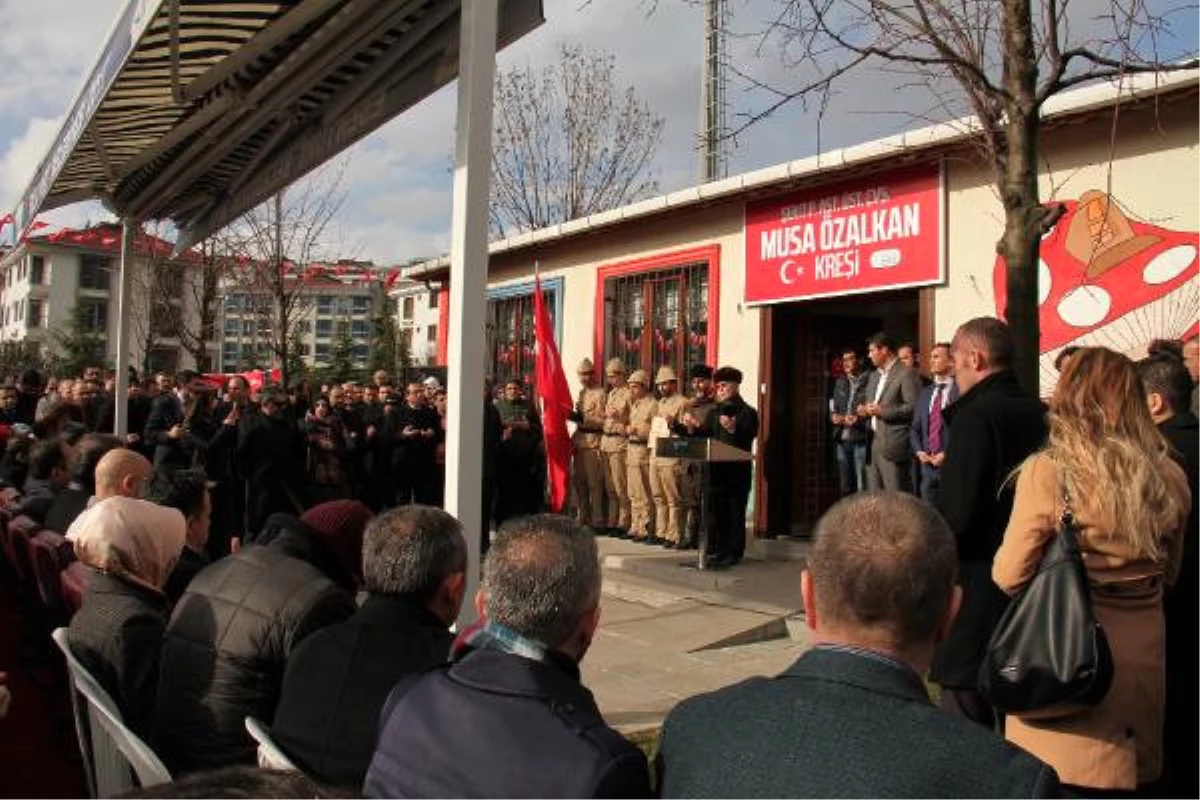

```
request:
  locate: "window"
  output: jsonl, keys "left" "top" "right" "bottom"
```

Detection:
{"left": 295, "top": 320, "right": 312, "bottom": 334}
{"left": 317, "top": 295, "right": 334, "bottom": 315}
{"left": 27, "top": 299, "right": 43, "bottom": 329}
{"left": 352, "top": 344, "right": 369, "bottom": 363}
{"left": 223, "top": 343, "right": 239, "bottom": 364}
{"left": 402, "top": 297, "right": 414, "bottom": 320}
{"left": 78, "top": 255, "right": 111, "bottom": 291}
{"left": 316, "top": 319, "right": 333, "bottom": 338}
{"left": 602, "top": 259, "right": 710, "bottom": 377}
{"left": 242, "top": 320, "right": 254, "bottom": 337}
{"left": 160, "top": 268, "right": 184, "bottom": 300}
{"left": 399, "top": 328, "right": 413, "bottom": 354}
{"left": 428, "top": 290, "right": 438, "bottom": 310}
{"left": 315, "top": 343, "right": 330, "bottom": 362}
{"left": 79, "top": 299, "right": 108, "bottom": 333}
{"left": 485, "top": 288, "right": 558, "bottom": 387}
{"left": 224, "top": 318, "right": 238, "bottom": 336}
{"left": 350, "top": 320, "right": 369, "bottom": 338}
{"left": 30, "top": 255, "right": 45, "bottom": 285}
{"left": 147, "top": 347, "right": 179, "bottom": 374}
{"left": 352, "top": 296, "right": 370, "bottom": 314}
{"left": 224, "top": 295, "right": 243, "bottom": 311}
{"left": 150, "top": 303, "right": 176, "bottom": 338}
{"left": 427, "top": 323, "right": 438, "bottom": 343}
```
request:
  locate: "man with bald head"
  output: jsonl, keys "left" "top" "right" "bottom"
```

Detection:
{"left": 94, "top": 448, "right": 153, "bottom": 501}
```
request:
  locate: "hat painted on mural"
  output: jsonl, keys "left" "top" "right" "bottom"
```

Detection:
{"left": 655, "top": 366, "right": 677, "bottom": 384}
{"left": 577, "top": 358, "right": 595, "bottom": 375}
{"left": 713, "top": 366, "right": 743, "bottom": 385}
{"left": 628, "top": 370, "right": 648, "bottom": 387}
{"left": 689, "top": 363, "right": 714, "bottom": 380}
{"left": 605, "top": 358, "right": 627, "bottom": 376}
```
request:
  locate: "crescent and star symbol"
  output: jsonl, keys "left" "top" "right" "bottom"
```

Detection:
{"left": 779, "top": 259, "right": 803, "bottom": 285}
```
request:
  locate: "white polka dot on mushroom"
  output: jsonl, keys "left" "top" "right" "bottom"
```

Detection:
{"left": 1038, "top": 259, "right": 1052, "bottom": 305}
{"left": 1143, "top": 244, "right": 1197, "bottom": 285}
{"left": 1058, "top": 285, "right": 1112, "bottom": 328}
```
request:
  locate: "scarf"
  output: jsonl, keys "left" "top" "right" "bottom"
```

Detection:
{"left": 451, "top": 619, "right": 549, "bottom": 663}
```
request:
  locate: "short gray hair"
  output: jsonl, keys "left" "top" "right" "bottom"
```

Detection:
{"left": 362, "top": 505, "right": 466, "bottom": 599}
{"left": 483, "top": 514, "right": 600, "bottom": 648}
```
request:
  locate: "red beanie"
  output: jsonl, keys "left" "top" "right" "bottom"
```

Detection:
{"left": 300, "top": 500, "right": 372, "bottom": 582}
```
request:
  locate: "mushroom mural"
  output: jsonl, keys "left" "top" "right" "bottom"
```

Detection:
{"left": 993, "top": 190, "right": 1199, "bottom": 396}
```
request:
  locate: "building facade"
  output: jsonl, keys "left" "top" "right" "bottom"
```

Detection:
{"left": 0, "top": 224, "right": 217, "bottom": 375}
{"left": 391, "top": 278, "right": 443, "bottom": 366}
{"left": 218, "top": 268, "right": 386, "bottom": 374}
{"left": 408, "top": 72, "right": 1199, "bottom": 539}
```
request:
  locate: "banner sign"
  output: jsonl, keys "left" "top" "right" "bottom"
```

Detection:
{"left": 743, "top": 164, "right": 943, "bottom": 305}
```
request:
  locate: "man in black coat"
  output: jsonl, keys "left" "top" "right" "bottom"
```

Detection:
{"left": 700, "top": 367, "right": 758, "bottom": 567}
{"left": 386, "top": 383, "right": 441, "bottom": 507}
{"left": 931, "top": 317, "right": 1047, "bottom": 729}
{"left": 658, "top": 492, "right": 1060, "bottom": 798}
{"left": 364, "top": 514, "right": 650, "bottom": 799}
{"left": 272, "top": 505, "right": 466, "bottom": 789}
{"left": 143, "top": 371, "right": 193, "bottom": 471}
{"left": 152, "top": 500, "right": 370, "bottom": 775}
{"left": 237, "top": 387, "right": 305, "bottom": 538}
{"left": 1136, "top": 352, "right": 1198, "bottom": 799}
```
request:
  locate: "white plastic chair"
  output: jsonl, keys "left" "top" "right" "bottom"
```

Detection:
{"left": 245, "top": 715, "right": 300, "bottom": 772}
{"left": 51, "top": 627, "right": 172, "bottom": 797}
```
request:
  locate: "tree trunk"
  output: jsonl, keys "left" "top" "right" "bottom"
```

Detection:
{"left": 999, "top": 0, "right": 1043, "bottom": 396}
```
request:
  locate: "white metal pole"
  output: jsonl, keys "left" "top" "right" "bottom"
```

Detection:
{"left": 113, "top": 218, "right": 137, "bottom": 438}
{"left": 446, "top": 0, "right": 497, "bottom": 626}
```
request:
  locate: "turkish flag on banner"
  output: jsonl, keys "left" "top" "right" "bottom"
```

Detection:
{"left": 533, "top": 271, "right": 572, "bottom": 513}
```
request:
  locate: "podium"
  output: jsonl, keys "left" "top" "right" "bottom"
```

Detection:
{"left": 655, "top": 437, "right": 753, "bottom": 569}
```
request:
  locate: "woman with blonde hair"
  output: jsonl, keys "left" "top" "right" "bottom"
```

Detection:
{"left": 994, "top": 346, "right": 1190, "bottom": 794}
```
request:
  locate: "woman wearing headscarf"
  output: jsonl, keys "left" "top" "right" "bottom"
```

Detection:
{"left": 994, "top": 347, "right": 1191, "bottom": 795}
{"left": 66, "top": 496, "right": 186, "bottom": 737}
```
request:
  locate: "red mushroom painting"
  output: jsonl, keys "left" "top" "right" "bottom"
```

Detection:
{"left": 994, "top": 190, "right": 1199, "bottom": 396}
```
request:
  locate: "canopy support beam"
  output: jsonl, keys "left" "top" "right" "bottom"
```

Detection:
{"left": 446, "top": 0, "right": 498, "bottom": 626}
{"left": 113, "top": 218, "right": 138, "bottom": 439}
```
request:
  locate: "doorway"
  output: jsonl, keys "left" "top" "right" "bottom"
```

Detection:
{"left": 756, "top": 288, "right": 926, "bottom": 537}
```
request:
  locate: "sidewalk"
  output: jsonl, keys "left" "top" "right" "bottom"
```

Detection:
{"left": 585, "top": 536, "right": 812, "bottom": 736}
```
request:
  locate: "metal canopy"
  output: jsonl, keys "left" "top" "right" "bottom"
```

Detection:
{"left": 13, "top": 0, "right": 543, "bottom": 249}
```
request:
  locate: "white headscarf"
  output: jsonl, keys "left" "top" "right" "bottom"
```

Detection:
{"left": 68, "top": 496, "right": 186, "bottom": 594}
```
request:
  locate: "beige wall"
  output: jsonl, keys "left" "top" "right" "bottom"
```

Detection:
{"left": 939, "top": 99, "right": 1199, "bottom": 392}
{"left": 489, "top": 203, "right": 764, "bottom": 403}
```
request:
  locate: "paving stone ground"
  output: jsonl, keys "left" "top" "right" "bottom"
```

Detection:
{"left": 585, "top": 536, "right": 812, "bottom": 735}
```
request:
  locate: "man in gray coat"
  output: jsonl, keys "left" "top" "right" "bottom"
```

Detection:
{"left": 858, "top": 332, "right": 923, "bottom": 492}
{"left": 657, "top": 491, "right": 1060, "bottom": 798}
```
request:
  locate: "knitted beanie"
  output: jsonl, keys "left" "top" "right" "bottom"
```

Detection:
{"left": 300, "top": 499, "right": 372, "bottom": 582}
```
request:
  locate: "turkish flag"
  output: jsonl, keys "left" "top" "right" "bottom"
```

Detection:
{"left": 533, "top": 271, "right": 572, "bottom": 513}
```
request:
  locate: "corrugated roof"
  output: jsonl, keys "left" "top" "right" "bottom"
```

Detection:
{"left": 13, "top": 0, "right": 544, "bottom": 249}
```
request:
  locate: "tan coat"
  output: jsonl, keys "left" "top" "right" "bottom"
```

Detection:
{"left": 993, "top": 453, "right": 1191, "bottom": 790}
{"left": 601, "top": 386, "right": 631, "bottom": 453}
{"left": 572, "top": 386, "right": 607, "bottom": 449}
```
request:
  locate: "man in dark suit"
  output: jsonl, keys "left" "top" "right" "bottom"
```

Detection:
{"left": 143, "top": 370, "right": 193, "bottom": 471}
{"left": 364, "top": 514, "right": 649, "bottom": 799}
{"left": 1137, "top": 352, "right": 1198, "bottom": 799}
{"left": 657, "top": 491, "right": 1060, "bottom": 798}
{"left": 910, "top": 341, "right": 958, "bottom": 507}
{"left": 931, "top": 317, "right": 1046, "bottom": 729}
{"left": 858, "top": 333, "right": 922, "bottom": 492}
{"left": 828, "top": 348, "right": 870, "bottom": 495}
{"left": 272, "top": 505, "right": 465, "bottom": 789}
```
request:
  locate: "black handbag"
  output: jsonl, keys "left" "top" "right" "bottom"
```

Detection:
{"left": 978, "top": 492, "right": 1114, "bottom": 720}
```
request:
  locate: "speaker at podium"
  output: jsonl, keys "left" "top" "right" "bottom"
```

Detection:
{"left": 653, "top": 437, "right": 752, "bottom": 463}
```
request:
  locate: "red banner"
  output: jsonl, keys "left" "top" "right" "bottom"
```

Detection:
{"left": 743, "top": 164, "right": 943, "bottom": 305}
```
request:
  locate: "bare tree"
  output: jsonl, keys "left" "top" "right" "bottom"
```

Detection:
{"left": 221, "top": 160, "right": 349, "bottom": 385}
{"left": 729, "top": 0, "right": 1197, "bottom": 391}
{"left": 175, "top": 237, "right": 236, "bottom": 373}
{"left": 125, "top": 223, "right": 189, "bottom": 374}
{"left": 490, "top": 43, "right": 666, "bottom": 237}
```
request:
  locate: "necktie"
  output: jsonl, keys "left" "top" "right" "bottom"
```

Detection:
{"left": 928, "top": 384, "right": 945, "bottom": 454}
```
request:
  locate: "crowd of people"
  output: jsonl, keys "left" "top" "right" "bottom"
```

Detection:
{"left": 0, "top": 316, "right": 1194, "bottom": 798}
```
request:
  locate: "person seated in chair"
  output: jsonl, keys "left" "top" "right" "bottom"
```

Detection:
{"left": 66, "top": 497, "right": 186, "bottom": 737}
{"left": 273, "top": 505, "right": 466, "bottom": 788}
{"left": 657, "top": 491, "right": 1061, "bottom": 798}
{"left": 15, "top": 439, "right": 71, "bottom": 523}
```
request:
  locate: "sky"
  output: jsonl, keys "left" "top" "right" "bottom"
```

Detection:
{"left": 0, "top": 0, "right": 1196, "bottom": 265}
